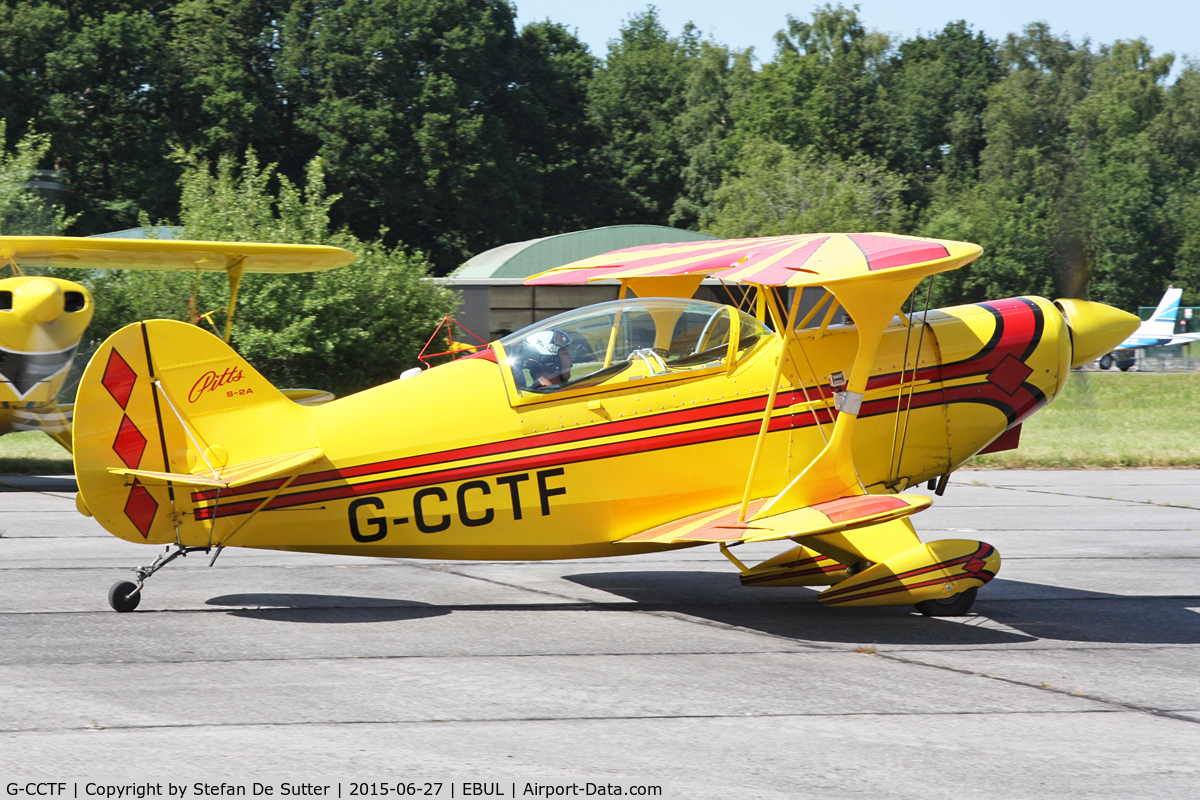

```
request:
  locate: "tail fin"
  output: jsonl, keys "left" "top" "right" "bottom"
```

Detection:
{"left": 1141, "top": 287, "right": 1183, "bottom": 339}
{"left": 73, "top": 320, "right": 322, "bottom": 544}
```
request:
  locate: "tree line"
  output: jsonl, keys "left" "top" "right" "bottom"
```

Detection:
{"left": 3, "top": 1, "right": 1199, "bottom": 316}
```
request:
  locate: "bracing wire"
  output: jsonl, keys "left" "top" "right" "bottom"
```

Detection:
{"left": 794, "top": 339, "right": 830, "bottom": 444}
{"left": 888, "top": 291, "right": 920, "bottom": 483}
{"left": 893, "top": 276, "right": 936, "bottom": 483}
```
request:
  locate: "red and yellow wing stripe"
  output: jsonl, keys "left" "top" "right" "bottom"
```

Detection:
{"left": 527, "top": 232, "right": 980, "bottom": 288}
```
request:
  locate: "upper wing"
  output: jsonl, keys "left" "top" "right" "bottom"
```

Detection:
{"left": 527, "top": 232, "right": 980, "bottom": 289}
{"left": 0, "top": 236, "right": 355, "bottom": 273}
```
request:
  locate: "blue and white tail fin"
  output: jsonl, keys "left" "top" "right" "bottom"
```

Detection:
{"left": 1145, "top": 287, "right": 1183, "bottom": 336}
{"left": 1118, "top": 287, "right": 1182, "bottom": 348}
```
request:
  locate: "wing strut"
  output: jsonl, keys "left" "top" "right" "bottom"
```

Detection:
{"left": 737, "top": 285, "right": 803, "bottom": 522}
{"left": 222, "top": 256, "right": 246, "bottom": 343}
{"left": 752, "top": 273, "right": 931, "bottom": 520}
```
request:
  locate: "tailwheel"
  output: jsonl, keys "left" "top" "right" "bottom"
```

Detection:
{"left": 107, "top": 543, "right": 211, "bottom": 612}
{"left": 108, "top": 580, "right": 141, "bottom": 613}
{"left": 914, "top": 586, "right": 978, "bottom": 617}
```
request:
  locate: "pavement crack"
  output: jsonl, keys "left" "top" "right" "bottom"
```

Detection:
{"left": 869, "top": 650, "right": 1200, "bottom": 724}
{"left": 0, "top": 707, "right": 1129, "bottom": 736}
{"left": 953, "top": 480, "right": 1200, "bottom": 511}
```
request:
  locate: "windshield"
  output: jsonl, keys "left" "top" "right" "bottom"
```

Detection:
{"left": 498, "top": 298, "right": 770, "bottom": 395}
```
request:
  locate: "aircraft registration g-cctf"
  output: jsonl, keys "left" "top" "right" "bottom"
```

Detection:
{"left": 0, "top": 236, "right": 355, "bottom": 448}
{"left": 70, "top": 233, "right": 1138, "bottom": 615}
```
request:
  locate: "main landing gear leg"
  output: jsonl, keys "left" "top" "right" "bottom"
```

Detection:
{"left": 108, "top": 544, "right": 210, "bottom": 612}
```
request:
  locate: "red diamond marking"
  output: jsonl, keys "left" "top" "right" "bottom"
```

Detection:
{"left": 102, "top": 349, "right": 137, "bottom": 409}
{"left": 112, "top": 415, "right": 147, "bottom": 469}
{"left": 963, "top": 557, "right": 987, "bottom": 575}
{"left": 986, "top": 354, "right": 1034, "bottom": 396}
{"left": 123, "top": 480, "right": 158, "bottom": 539}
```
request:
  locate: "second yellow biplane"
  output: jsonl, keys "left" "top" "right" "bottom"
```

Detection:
{"left": 0, "top": 236, "right": 354, "bottom": 448}
{"left": 70, "top": 233, "right": 1138, "bottom": 616}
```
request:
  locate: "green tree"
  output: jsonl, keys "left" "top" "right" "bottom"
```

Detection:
{"left": 737, "top": 4, "right": 890, "bottom": 159}
{"left": 587, "top": 7, "right": 696, "bottom": 224}
{"left": 276, "top": 0, "right": 602, "bottom": 270}
{"left": 85, "top": 151, "right": 457, "bottom": 395}
{"left": 0, "top": 119, "right": 71, "bottom": 234}
{"left": 1069, "top": 40, "right": 1176, "bottom": 309}
{"left": 870, "top": 21, "right": 1001, "bottom": 206}
{"left": 923, "top": 28, "right": 1184, "bottom": 310}
{"left": 0, "top": 1, "right": 182, "bottom": 231}
{"left": 668, "top": 41, "right": 754, "bottom": 229}
{"left": 1153, "top": 65, "right": 1200, "bottom": 305}
{"left": 166, "top": 0, "right": 285, "bottom": 159}
{"left": 510, "top": 20, "right": 610, "bottom": 235}
{"left": 701, "top": 139, "right": 907, "bottom": 238}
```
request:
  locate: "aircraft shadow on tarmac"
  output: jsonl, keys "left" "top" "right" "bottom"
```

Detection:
{"left": 200, "top": 573, "right": 1200, "bottom": 646}
{"left": 562, "top": 571, "right": 1200, "bottom": 647}
{"left": 205, "top": 593, "right": 449, "bottom": 624}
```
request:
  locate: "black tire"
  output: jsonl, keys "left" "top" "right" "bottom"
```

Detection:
{"left": 108, "top": 580, "right": 141, "bottom": 613}
{"left": 914, "top": 586, "right": 978, "bottom": 617}
{"left": 1118, "top": 364, "right": 1132, "bottom": 372}
{"left": 1098, "top": 354, "right": 1114, "bottom": 370}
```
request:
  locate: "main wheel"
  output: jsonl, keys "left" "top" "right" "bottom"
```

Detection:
{"left": 1098, "top": 354, "right": 1114, "bottom": 370}
{"left": 914, "top": 586, "right": 978, "bottom": 617}
{"left": 108, "top": 580, "right": 141, "bottom": 613}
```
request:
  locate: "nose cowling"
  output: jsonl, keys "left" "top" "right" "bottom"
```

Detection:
{"left": 16, "top": 277, "right": 65, "bottom": 323}
{"left": 1054, "top": 299, "right": 1141, "bottom": 369}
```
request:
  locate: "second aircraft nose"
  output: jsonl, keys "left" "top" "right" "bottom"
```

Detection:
{"left": 16, "top": 277, "right": 65, "bottom": 323}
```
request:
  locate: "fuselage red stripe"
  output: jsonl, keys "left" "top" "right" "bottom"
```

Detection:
{"left": 193, "top": 365, "right": 1042, "bottom": 522}
{"left": 192, "top": 389, "right": 820, "bottom": 503}
{"left": 194, "top": 409, "right": 828, "bottom": 521}
{"left": 193, "top": 300, "right": 1050, "bottom": 519}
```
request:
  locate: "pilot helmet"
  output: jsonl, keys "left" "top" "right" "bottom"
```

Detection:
{"left": 521, "top": 329, "right": 572, "bottom": 378}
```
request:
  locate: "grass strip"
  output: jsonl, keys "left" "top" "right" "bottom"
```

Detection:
{"left": 970, "top": 371, "right": 1200, "bottom": 468}
{"left": 0, "top": 431, "right": 73, "bottom": 474}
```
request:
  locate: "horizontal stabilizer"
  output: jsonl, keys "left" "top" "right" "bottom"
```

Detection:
{"left": 618, "top": 493, "right": 930, "bottom": 546}
{"left": 108, "top": 447, "right": 323, "bottom": 489}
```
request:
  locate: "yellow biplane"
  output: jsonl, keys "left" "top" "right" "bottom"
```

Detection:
{"left": 0, "top": 236, "right": 354, "bottom": 448}
{"left": 70, "top": 233, "right": 1138, "bottom": 615}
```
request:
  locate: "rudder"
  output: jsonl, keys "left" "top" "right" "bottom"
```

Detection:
{"left": 73, "top": 320, "right": 320, "bottom": 545}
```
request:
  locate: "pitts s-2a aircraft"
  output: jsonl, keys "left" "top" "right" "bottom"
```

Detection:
{"left": 0, "top": 236, "right": 354, "bottom": 447}
{"left": 71, "top": 233, "right": 1138, "bottom": 615}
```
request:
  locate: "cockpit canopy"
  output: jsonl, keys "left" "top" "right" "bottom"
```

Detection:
{"left": 498, "top": 298, "right": 771, "bottom": 396}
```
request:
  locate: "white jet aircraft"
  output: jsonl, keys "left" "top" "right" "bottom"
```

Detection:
{"left": 1098, "top": 287, "right": 1198, "bottom": 370}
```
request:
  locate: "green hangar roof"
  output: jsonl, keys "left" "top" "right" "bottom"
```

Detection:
{"left": 454, "top": 225, "right": 719, "bottom": 281}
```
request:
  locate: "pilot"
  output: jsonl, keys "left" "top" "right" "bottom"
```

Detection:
{"left": 519, "top": 329, "right": 573, "bottom": 388}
